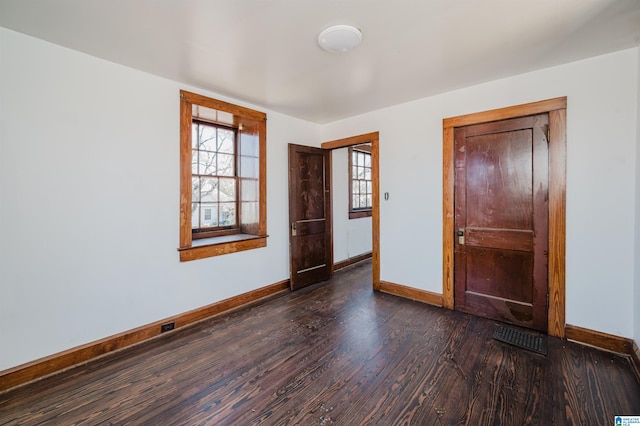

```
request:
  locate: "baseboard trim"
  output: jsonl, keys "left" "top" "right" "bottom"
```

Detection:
{"left": 0, "top": 279, "right": 290, "bottom": 393}
{"left": 565, "top": 324, "right": 634, "bottom": 355}
{"left": 334, "top": 252, "right": 372, "bottom": 271}
{"left": 378, "top": 280, "right": 443, "bottom": 307}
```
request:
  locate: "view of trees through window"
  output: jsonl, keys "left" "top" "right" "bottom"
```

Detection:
{"left": 191, "top": 121, "right": 238, "bottom": 231}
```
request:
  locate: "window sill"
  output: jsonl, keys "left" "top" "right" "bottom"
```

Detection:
{"left": 349, "top": 210, "right": 372, "bottom": 219}
{"left": 178, "top": 234, "right": 267, "bottom": 262}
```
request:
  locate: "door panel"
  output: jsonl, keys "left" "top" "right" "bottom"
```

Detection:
{"left": 466, "top": 130, "right": 533, "bottom": 229}
{"left": 465, "top": 247, "right": 533, "bottom": 302}
{"left": 454, "top": 114, "right": 549, "bottom": 331}
{"left": 288, "top": 144, "right": 332, "bottom": 290}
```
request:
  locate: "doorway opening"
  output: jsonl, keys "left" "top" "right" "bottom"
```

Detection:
{"left": 287, "top": 132, "right": 380, "bottom": 291}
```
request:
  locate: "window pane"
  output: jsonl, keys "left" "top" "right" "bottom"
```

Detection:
{"left": 220, "top": 202, "right": 236, "bottom": 226}
{"left": 240, "top": 135, "right": 259, "bottom": 157}
{"left": 353, "top": 195, "right": 359, "bottom": 209}
{"left": 217, "top": 129, "right": 235, "bottom": 153}
{"left": 191, "top": 203, "right": 200, "bottom": 229}
{"left": 240, "top": 156, "right": 259, "bottom": 179}
{"left": 217, "top": 153, "right": 235, "bottom": 176}
{"left": 360, "top": 180, "right": 367, "bottom": 194}
{"left": 352, "top": 166, "right": 358, "bottom": 180}
{"left": 364, "top": 152, "right": 371, "bottom": 167}
{"left": 200, "top": 177, "right": 218, "bottom": 202}
{"left": 360, "top": 195, "right": 368, "bottom": 208}
{"left": 365, "top": 195, "right": 372, "bottom": 208}
{"left": 192, "top": 178, "right": 201, "bottom": 202}
{"left": 200, "top": 203, "right": 218, "bottom": 227}
{"left": 219, "top": 177, "right": 236, "bottom": 202}
{"left": 364, "top": 167, "right": 371, "bottom": 180}
{"left": 358, "top": 166, "right": 366, "bottom": 179}
{"left": 240, "top": 179, "right": 259, "bottom": 202}
{"left": 199, "top": 125, "right": 217, "bottom": 151}
{"left": 352, "top": 181, "right": 360, "bottom": 196}
{"left": 198, "top": 150, "right": 216, "bottom": 175}
{"left": 358, "top": 152, "right": 366, "bottom": 167}
{"left": 352, "top": 151, "right": 359, "bottom": 166}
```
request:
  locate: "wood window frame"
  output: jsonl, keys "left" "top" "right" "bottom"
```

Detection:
{"left": 178, "top": 90, "right": 267, "bottom": 262}
{"left": 443, "top": 97, "right": 567, "bottom": 337}
{"left": 348, "top": 145, "right": 373, "bottom": 219}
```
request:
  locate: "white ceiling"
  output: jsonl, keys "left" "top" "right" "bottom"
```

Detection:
{"left": 1, "top": 0, "right": 639, "bottom": 123}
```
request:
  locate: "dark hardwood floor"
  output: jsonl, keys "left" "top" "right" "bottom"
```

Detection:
{"left": 1, "top": 260, "right": 639, "bottom": 425}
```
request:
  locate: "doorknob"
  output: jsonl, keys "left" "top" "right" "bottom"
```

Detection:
{"left": 291, "top": 222, "right": 297, "bottom": 237}
{"left": 457, "top": 228, "right": 464, "bottom": 245}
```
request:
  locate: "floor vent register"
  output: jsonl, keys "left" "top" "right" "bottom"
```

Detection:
{"left": 493, "top": 325, "right": 548, "bottom": 355}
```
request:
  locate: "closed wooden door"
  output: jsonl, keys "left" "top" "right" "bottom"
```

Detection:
{"left": 454, "top": 114, "right": 549, "bottom": 331}
{"left": 288, "top": 144, "right": 332, "bottom": 290}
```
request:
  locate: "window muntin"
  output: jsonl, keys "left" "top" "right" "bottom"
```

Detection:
{"left": 349, "top": 145, "right": 372, "bottom": 218}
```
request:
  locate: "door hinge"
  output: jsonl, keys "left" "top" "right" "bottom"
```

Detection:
{"left": 546, "top": 293, "right": 549, "bottom": 308}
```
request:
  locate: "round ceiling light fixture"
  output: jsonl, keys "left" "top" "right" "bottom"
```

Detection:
{"left": 318, "top": 25, "right": 363, "bottom": 53}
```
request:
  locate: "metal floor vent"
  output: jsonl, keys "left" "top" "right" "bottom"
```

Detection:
{"left": 493, "top": 326, "right": 548, "bottom": 355}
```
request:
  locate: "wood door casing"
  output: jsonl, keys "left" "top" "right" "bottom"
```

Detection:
{"left": 321, "top": 131, "right": 380, "bottom": 289}
{"left": 288, "top": 144, "right": 332, "bottom": 290}
{"left": 454, "top": 114, "right": 549, "bottom": 331}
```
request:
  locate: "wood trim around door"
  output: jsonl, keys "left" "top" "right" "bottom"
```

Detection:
{"left": 443, "top": 98, "right": 567, "bottom": 338}
{"left": 321, "top": 132, "right": 380, "bottom": 289}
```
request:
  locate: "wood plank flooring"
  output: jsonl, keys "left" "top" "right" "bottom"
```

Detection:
{"left": 1, "top": 260, "right": 639, "bottom": 425}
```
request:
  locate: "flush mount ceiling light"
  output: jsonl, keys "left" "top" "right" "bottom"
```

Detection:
{"left": 318, "top": 25, "right": 363, "bottom": 53}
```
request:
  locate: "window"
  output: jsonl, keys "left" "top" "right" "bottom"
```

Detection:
{"left": 349, "top": 144, "right": 372, "bottom": 219}
{"left": 178, "top": 90, "right": 267, "bottom": 262}
{"left": 191, "top": 121, "right": 238, "bottom": 237}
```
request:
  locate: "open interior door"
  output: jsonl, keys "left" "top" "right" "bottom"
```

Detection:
{"left": 288, "top": 144, "right": 332, "bottom": 290}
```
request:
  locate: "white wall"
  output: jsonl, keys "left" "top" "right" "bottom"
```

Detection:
{"left": 0, "top": 28, "right": 320, "bottom": 371}
{"left": 331, "top": 148, "right": 372, "bottom": 263}
{"left": 321, "top": 48, "right": 640, "bottom": 339}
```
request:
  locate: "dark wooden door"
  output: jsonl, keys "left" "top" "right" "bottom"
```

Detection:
{"left": 454, "top": 114, "right": 549, "bottom": 331}
{"left": 288, "top": 144, "right": 332, "bottom": 290}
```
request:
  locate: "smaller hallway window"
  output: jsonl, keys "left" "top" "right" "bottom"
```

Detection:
{"left": 349, "top": 144, "right": 372, "bottom": 219}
